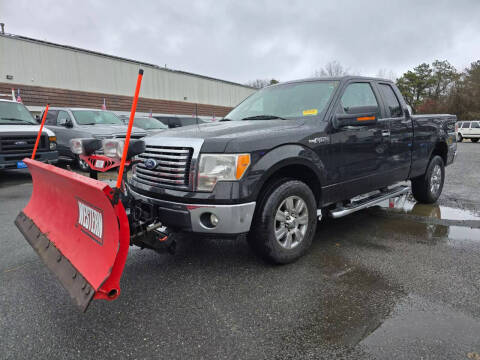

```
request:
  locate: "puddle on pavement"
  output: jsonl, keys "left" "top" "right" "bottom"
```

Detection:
{"left": 369, "top": 194, "right": 480, "bottom": 244}
{"left": 377, "top": 194, "right": 480, "bottom": 221}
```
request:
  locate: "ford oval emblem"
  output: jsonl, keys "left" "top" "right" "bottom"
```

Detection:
{"left": 144, "top": 158, "right": 157, "bottom": 170}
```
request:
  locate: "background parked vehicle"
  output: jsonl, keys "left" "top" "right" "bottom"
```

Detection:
{"left": 118, "top": 115, "right": 168, "bottom": 135}
{"left": 42, "top": 108, "right": 146, "bottom": 171}
{"left": 456, "top": 120, "right": 480, "bottom": 142}
{"left": 0, "top": 99, "right": 58, "bottom": 169}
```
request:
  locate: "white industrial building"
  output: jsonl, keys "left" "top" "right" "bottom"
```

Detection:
{"left": 0, "top": 32, "right": 255, "bottom": 117}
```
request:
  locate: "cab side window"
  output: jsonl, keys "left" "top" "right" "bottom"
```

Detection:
{"left": 472, "top": 122, "right": 480, "bottom": 129}
{"left": 337, "top": 83, "right": 379, "bottom": 115}
{"left": 378, "top": 84, "right": 403, "bottom": 118}
{"left": 44, "top": 110, "right": 58, "bottom": 125}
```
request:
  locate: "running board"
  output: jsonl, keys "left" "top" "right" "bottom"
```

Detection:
{"left": 329, "top": 186, "right": 410, "bottom": 219}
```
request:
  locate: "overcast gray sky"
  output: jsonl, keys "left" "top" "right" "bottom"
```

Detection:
{"left": 1, "top": 0, "right": 479, "bottom": 84}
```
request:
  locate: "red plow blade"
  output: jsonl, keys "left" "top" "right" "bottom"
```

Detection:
{"left": 15, "top": 158, "right": 130, "bottom": 311}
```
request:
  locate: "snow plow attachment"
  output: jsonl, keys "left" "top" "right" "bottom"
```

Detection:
{"left": 15, "top": 158, "right": 130, "bottom": 312}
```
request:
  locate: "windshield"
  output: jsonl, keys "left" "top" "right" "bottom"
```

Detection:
{"left": 72, "top": 110, "right": 123, "bottom": 125}
{"left": 0, "top": 101, "right": 37, "bottom": 125}
{"left": 226, "top": 80, "right": 339, "bottom": 121}
{"left": 133, "top": 117, "right": 168, "bottom": 130}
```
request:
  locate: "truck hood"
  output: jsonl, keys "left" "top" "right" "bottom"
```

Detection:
{"left": 77, "top": 124, "right": 146, "bottom": 137}
{"left": 147, "top": 120, "right": 305, "bottom": 152}
{"left": 0, "top": 124, "right": 55, "bottom": 137}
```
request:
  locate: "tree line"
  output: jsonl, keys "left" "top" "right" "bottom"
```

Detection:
{"left": 396, "top": 60, "right": 480, "bottom": 120}
{"left": 246, "top": 59, "right": 480, "bottom": 120}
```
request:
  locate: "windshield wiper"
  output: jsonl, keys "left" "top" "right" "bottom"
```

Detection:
{"left": 81, "top": 122, "right": 96, "bottom": 125}
{"left": 220, "top": 118, "right": 233, "bottom": 122}
{"left": 1, "top": 117, "right": 35, "bottom": 124}
{"left": 241, "top": 115, "right": 286, "bottom": 120}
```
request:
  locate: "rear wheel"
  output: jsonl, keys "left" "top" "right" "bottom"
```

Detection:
{"left": 472, "top": 138, "right": 479, "bottom": 143}
{"left": 247, "top": 180, "right": 317, "bottom": 264}
{"left": 411, "top": 155, "right": 445, "bottom": 204}
{"left": 457, "top": 133, "right": 463, "bottom": 142}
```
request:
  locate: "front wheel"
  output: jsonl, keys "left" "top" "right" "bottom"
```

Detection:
{"left": 411, "top": 155, "right": 445, "bottom": 204}
{"left": 247, "top": 180, "right": 317, "bottom": 264}
{"left": 457, "top": 133, "right": 463, "bottom": 142}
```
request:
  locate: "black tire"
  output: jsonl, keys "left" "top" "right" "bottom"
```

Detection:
{"left": 247, "top": 179, "right": 317, "bottom": 264}
{"left": 411, "top": 155, "right": 445, "bottom": 204}
{"left": 457, "top": 133, "right": 463, "bottom": 142}
{"left": 472, "top": 138, "right": 479, "bottom": 143}
{"left": 76, "top": 156, "right": 90, "bottom": 172}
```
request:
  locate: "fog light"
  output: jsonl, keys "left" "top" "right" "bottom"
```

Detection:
{"left": 49, "top": 142, "right": 57, "bottom": 150}
{"left": 210, "top": 213, "right": 219, "bottom": 227}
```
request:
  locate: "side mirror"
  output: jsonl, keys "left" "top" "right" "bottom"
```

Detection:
{"left": 334, "top": 112, "right": 378, "bottom": 128}
{"left": 58, "top": 118, "right": 73, "bottom": 128}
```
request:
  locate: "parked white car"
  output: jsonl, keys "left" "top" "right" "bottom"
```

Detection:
{"left": 456, "top": 121, "right": 480, "bottom": 143}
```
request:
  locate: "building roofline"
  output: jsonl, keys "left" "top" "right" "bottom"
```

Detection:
{"left": 0, "top": 32, "right": 256, "bottom": 90}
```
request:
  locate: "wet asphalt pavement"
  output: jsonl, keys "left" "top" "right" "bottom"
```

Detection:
{"left": 1, "top": 142, "right": 480, "bottom": 359}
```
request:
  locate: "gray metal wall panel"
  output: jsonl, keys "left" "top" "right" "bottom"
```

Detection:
{"left": 0, "top": 36, "right": 255, "bottom": 107}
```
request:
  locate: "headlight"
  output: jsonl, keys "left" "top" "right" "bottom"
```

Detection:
{"left": 102, "top": 139, "right": 124, "bottom": 159}
{"left": 49, "top": 136, "right": 57, "bottom": 150}
{"left": 197, "top": 153, "right": 250, "bottom": 192}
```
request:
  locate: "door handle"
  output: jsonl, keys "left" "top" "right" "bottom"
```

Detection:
{"left": 382, "top": 130, "right": 391, "bottom": 137}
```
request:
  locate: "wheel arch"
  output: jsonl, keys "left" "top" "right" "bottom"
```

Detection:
{"left": 250, "top": 145, "right": 325, "bottom": 207}
{"left": 430, "top": 141, "right": 448, "bottom": 165}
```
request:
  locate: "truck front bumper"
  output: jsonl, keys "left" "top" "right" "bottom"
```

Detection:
{"left": 129, "top": 187, "right": 256, "bottom": 235}
{"left": 0, "top": 151, "right": 58, "bottom": 169}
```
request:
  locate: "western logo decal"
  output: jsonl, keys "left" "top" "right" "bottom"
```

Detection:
{"left": 76, "top": 199, "right": 104, "bottom": 245}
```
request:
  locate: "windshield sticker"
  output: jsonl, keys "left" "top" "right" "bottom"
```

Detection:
{"left": 303, "top": 109, "right": 318, "bottom": 116}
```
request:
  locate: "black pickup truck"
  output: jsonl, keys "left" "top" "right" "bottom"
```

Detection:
{"left": 128, "top": 76, "right": 456, "bottom": 263}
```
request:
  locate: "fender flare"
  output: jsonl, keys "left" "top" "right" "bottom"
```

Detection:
{"left": 249, "top": 144, "right": 326, "bottom": 200}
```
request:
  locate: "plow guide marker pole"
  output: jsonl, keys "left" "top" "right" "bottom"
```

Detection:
{"left": 32, "top": 104, "right": 49, "bottom": 160}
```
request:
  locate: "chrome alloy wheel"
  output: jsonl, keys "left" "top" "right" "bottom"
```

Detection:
{"left": 274, "top": 195, "right": 309, "bottom": 250}
{"left": 430, "top": 164, "right": 442, "bottom": 195}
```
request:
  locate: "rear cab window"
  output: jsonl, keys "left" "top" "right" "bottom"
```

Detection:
{"left": 378, "top": 83, "right": 403, "bottom": 118}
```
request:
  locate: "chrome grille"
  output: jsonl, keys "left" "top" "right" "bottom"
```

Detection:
{"left": 134, "top": 146, "right": 193, "bottom": 190}
{"left": 0, "top": 135, "right": 47, "bottom": 154}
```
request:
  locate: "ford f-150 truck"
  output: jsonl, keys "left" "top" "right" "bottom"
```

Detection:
{"left": 127, "top": 76, "right": 456, "bottom": 264}
{"left": 0, "top": 99, "right": 58, "bottom": 169}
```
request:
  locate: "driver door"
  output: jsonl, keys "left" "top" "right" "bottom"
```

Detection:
{"left": 50, "top": 110, "right": 73, "bottom": 157}
{"left": 327, "top": 81, "right": 391, "bottom": 199}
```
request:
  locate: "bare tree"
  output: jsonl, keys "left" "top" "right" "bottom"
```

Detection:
{"left": 376, "top": 69, "right": 397, "bottom": 81}
{"left": 245, "top": 78, "right": 279, "bottom": 89}
{"left": 314, "top": 60, "right": 350, "bottom": 77}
